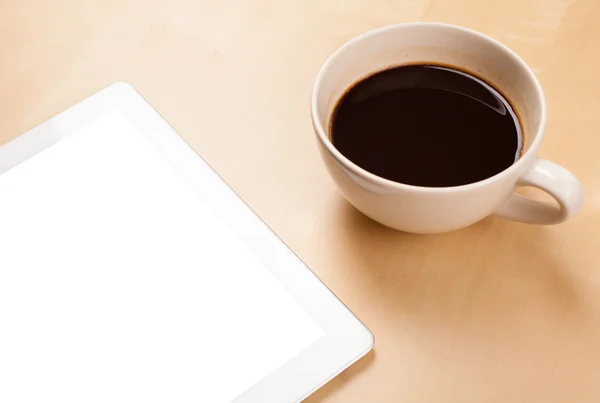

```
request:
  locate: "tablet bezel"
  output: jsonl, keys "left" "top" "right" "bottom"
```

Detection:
{"left": 0, "top": 83, "right": 373, "bottom": 403}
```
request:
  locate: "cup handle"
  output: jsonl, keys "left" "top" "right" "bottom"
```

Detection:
{"left": 495, "top": 159, "right": 583, "bottom": 225}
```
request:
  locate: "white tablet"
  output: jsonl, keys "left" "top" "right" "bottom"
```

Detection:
{"left": 0, "top": 83, "right": 372, "bottom": 403}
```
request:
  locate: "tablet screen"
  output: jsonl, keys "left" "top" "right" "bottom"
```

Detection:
{"left": 0, "top": 111, "right": 324, "bottom": 402}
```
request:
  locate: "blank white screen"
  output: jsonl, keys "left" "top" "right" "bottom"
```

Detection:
{"left": 0, "top": 111, "right": 324, "bottom": 402}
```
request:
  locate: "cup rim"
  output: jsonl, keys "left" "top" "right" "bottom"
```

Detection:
{"left": 311, "top": 22, "right": 547, "bottom": 193}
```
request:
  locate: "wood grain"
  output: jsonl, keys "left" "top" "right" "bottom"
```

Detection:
{"left": 1, "top": 1, "right": 599, "bottom": 402}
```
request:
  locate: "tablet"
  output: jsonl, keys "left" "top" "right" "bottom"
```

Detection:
{"left": 0, "top": 83, "right": 372, "bottom": 403}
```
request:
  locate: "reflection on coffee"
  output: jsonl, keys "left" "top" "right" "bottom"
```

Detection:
{"left": 330, "top": 64, "right": 523, "bottom": 187}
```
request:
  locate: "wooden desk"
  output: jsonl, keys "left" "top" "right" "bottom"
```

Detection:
{"left": 2, "top": 1, "right": 599, "bottom": 401}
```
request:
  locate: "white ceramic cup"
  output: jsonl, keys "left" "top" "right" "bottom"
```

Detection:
{"left": 311, "top": 22, "right": 583, "bottom": 234}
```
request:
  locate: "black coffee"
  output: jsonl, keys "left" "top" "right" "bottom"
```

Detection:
{"left": 330, "top": 64, "right": 523, "bottom": 187}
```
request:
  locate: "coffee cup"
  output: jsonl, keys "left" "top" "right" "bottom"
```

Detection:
{"left": 311, "top": 22, "right": 583, "bottom": 234}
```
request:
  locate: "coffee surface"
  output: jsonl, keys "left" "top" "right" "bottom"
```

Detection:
{"left": 330, "top": 64, "right": 522, "bottom": 187}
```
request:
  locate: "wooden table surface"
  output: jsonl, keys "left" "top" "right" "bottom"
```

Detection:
{"left": 2, "top": 1, "right": 600, "bottom": 402}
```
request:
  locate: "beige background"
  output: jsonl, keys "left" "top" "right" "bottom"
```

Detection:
{"left": 1, "top": 0, "right": 599, "bottom": 402}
